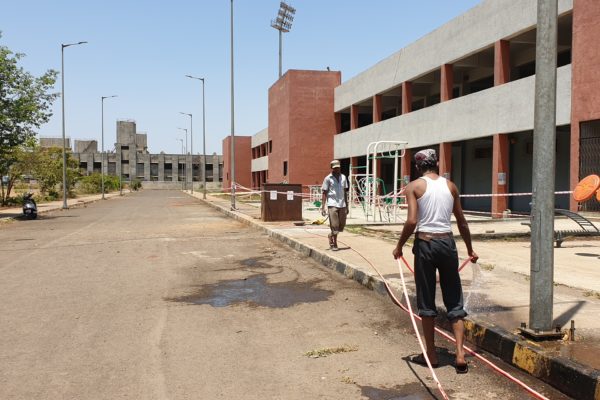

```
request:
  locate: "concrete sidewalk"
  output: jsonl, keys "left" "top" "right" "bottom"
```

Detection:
{"left": 0, "top": 192, "right": 123, "bottom": 220}
{"left": 195, "top": 192, "right": 600, "bottom": 400}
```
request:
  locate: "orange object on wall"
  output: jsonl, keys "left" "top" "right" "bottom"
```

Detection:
{"left": 573, "top": 174, "right": 600, "bottom": 202}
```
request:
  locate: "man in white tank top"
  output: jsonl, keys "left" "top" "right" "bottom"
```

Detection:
{"left": 392, "top": 149, "right": 478, "bottom": 373}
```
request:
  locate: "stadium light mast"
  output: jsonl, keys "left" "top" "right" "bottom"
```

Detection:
{"left": 271, "top": 1, "right": 296, "bottom": 78}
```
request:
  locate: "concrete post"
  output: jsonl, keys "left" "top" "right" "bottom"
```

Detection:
{"left": 530, "top": 0, "right": 558, "bottom": 332}
{"left": 158, "top": 154, "right": 165, "bottom": 182}
{"left": 186, "top": 155, "right": 193, "bottom": 190}
{"left": 144, "top": 156, "right": 150, "bottom": 181}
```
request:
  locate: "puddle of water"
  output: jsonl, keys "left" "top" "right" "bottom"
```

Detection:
{"left": 358, "top": 382, "right": 439, "bottom": 400}
{"left": 539, "top": 339, "right": 600, "bottom": 370}
{"left": 165, "top": 274, "right": 332, "bottom": 308}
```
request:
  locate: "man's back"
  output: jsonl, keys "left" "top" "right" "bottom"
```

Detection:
{"left": 414, "top": 175, "right": 454, "bottom": 233}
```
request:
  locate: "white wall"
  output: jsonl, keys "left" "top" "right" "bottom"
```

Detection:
{"left": 251, "top": 156, "right": 268, "bottom": 172}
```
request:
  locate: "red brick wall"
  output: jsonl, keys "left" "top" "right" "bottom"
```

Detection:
{"left": 571, "top": 0, "right": 600, "bottom": 209}
{"left": 268, "top": 70, "right": 341, "bottom": 187}
{"left": 222, "top": 136, "right": 252, "bottom": 190}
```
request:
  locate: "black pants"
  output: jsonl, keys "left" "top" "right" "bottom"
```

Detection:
{"left": 413, "top": 236, "right": 467, "bottom": 321}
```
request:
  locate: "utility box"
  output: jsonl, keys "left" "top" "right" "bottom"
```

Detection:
{"left": 261, "top": 183, "right": 302, "bottom": 222}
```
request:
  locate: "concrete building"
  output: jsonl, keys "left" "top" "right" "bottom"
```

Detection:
{"left": 226, "top": 0, "right": 599, "bottom": 214}
{"left": 43, "top": 120, "right": 223, "bottom": 189}
{"left": 332, "top": 0, "right": 599, "bottom": 214}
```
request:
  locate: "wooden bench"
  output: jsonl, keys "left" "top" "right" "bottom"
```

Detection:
{"left": 521, "top": 209, "right": 600, "bottom": 248}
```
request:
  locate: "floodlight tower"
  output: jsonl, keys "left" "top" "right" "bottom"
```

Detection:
{"left": 271, "top": 1, "right": 296, "bottom": 78}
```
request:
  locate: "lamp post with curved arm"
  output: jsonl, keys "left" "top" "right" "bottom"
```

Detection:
{"left": 179, "top": 112, "right": 193, "bottom": 193}
{"left": 177, "top": 127, "right": 188, "bottom": 190}
{"left": 101, "top": 95, "right": 117, "bottom": 200}
{"left": 61, "top": 41, "right": 88, "bottom": 209}
{"left": 185, "top": 75, "right": 206, "bottom": 199}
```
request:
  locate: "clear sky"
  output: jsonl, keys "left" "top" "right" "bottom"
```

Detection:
{"left": 1, "top": 0, "right": 481, "bottom": 155}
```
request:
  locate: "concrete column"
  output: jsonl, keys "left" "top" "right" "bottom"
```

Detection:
{"left": 201, "top": 155, "right": 206, "bottom": 187}
{"left": 494, "top": 40, "right": 511, "bottom": 86}
{"left": 492, "top": 134, "right": 509, "bottom": 217}
{"left": 129, "top": 147, "right": 136, "bottom": 179}
{"left": 439, "top": 142, "right": 452, "bottom": 179}
{"left": 441, "top": 64, "right": 454, "bottom": 102}
{"left": 212, "top": 154, "right": 219, "bottom": 183}
{"left": 186, "top": 155, "right": 193, "bottom": 188}
{"left": 87, "top": 155, "right": 94, "bottom": 175}
{"left": 402, "top": 82, "right": 412, "bottom": 114}
{"left": 373, "top": 95, "right": 382, "bottom": 123}
{"left": 116, "top": 144, "right": 122, "bottom": 180}
{"left": 158, "top": 154, "right": 165, "bottom": 181}
{"left": 350, "top": 104, "right": 359, "bottom": 130}
{"left": 144, "top": 156, "right": 150, "bottom": 181}
{"left": 172, "top": 156, "right": 178, "bottom": 182}
{"left": 401, "top": 148, "right": 412, "bottom": 186}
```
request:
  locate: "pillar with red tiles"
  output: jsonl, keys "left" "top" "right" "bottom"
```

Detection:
{"left": 335, "top": 112, "right": 342, "bottom": 134}
{"left": 441, "top": 64, "right": 454, "bottom": 102}
{"left": 438, "top": 142, "right": 452, "bottom": 179}
{"left": 401, "top": 148, "right": 412, "bottom": 187}
{"left": 491, "top": 134, "right": 509, "bottom": 217}
{"left": 373, "top": 95, "right": 382, "bottom": 123}
{"left": 350, "top": 105, "right": 359, "bottom": 130}
{"left": 491, "top": 40, "right": 511, "bottom": 218}
{"left": 402, "top": 82, "right": 412, "bottom": 114}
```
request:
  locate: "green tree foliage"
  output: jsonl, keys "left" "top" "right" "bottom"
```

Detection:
{"left": 0, "top": 138, "right": 37, "bottom": 204}
{"left": 30, "top": 146, "right": 79, "bottom": 198}
{"left": 0, "top": 33, "right": 59, "bottom": 204}
{"left": 79, "top": 173, "right": 120, "bottom": 194}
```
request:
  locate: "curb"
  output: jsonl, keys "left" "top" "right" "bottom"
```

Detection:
{"left": 197, "top": 196, "right": 600, "bottom": 400}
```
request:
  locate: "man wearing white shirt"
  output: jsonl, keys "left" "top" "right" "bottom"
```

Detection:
{"left": 321, "top": 160, "right": 349, "bottom": 251}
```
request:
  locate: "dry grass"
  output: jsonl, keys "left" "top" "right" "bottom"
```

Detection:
{"left": 304, "top": 345, "right": 358, "bottom": 358}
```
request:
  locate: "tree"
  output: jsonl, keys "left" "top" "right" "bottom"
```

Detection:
{"left": 0, "top": 139, "right": 36, "bottom": 204}
{"left": 0, "top": 33, "right": 59, "bottom": 204}
{"left": 30, "top": 146, "right": 80, "bottom": 198}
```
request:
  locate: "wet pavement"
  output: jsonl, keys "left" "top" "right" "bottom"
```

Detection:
{"left": 1, "top": 189, "right": 576, "bottom": 399}
{"left": 197, "top": 191, "right": 600, "bottom": 399}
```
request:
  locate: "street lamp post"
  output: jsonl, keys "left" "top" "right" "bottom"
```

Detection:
{"left": 176, "top": 138, "right": 184, "bottom": 154}
{"left": 179, "top": 112, "right": 193, "bottom": 194}
{"left": 271, "top": 2, "right": 296, "bottom": 78}
{"left": 101, "top": 95, "right": 117, "bottom": 200}
{"left": 61, "top": 41, "right": 87, "bottom": 209}
{"left": 177, "top": 127, "right": 188, "bottom": 190}
{"left": 230, "top": 0, "right": 236, "bottom": 210}
{"left": 185, "top": 75, "right": 207, "bottom": 199}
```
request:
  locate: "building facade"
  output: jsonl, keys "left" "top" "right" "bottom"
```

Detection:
{"left": 228, "top": 0, "right": 599, "bottom": 214}
{"left": 333, "top": 0, "right": 598, "bottom": 214}
{"left": 43, "top": 120, "right": 223, "bottom": 189}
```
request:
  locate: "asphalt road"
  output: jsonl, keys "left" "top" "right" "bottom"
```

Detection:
{"left": 0, "top": 190, "right": 570, "bottom": 399}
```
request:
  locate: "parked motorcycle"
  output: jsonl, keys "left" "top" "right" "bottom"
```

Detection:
{"left": 22, "top": 193, "right": 37, "bottom": 219}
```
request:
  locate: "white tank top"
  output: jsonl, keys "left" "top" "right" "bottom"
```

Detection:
{"left": 416, "top": 176, "right": 454, "bottom": 233}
